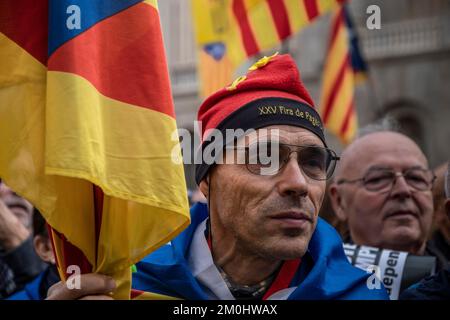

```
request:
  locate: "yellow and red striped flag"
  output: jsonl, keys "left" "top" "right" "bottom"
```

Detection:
{"left": 192, "top": 0, "right": 346, "bottom": 96}
{"left": 319, "top": 3, "right": 367, "bottom": 144}
{"left": 192, "top": 0, "right": 345, "bottom": 97}
{"left": 0, "top": 0, "right": 190, "bottom": 299}
{"left": 227, "top": 0, "right": 345, "bottom": 64}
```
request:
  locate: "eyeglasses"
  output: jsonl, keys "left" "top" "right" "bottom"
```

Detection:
{"left": 337, "top": 167, "right": 436, "bottom": 192}
{"left": 231, "top": 143, "right": 339, "bottom": 180}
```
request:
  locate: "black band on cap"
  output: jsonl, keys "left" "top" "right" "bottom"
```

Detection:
{"left": 195, "top": 97, "right": 326, "bottom": 185}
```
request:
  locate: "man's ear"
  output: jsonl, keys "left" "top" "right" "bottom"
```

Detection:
{"left": 329, "top": 183, "right": 348, "bottom": 222}
{"left": 33, "top": 235, "right": 55, "bottom": 264}
{"left": 199, "top": 176, "right": 209, "bottom": 199}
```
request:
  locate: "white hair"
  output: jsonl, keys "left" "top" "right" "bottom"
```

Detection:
{"left": 357, "top": 116, "right": 401, "bottom": 138}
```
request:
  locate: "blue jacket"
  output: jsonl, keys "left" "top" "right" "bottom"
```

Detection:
{"left": 7, "top": 270, "right": 46, "bottom": 300}
{"left": 132, "top": 203, "right": 389, "bottom": 300}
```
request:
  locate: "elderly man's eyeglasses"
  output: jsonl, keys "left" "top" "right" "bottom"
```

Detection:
{"left": 234, "top": 143, "right": 339, "bottom": 180}
{"left": 337, "top": 168, "right": 436, "bottom": 192}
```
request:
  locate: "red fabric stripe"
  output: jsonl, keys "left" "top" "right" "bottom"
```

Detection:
{"left": 328, "top": 8, "right": 344, "bottom": 51}
{"left": 45, "top": 191, "right": 101, "bottom": 282}
{"left": 303, "top": 0, "right": 319, "bottom": 21}
{"left": 339, "top": 99, "right": 354, "bottom": 135}
{"left": 262, "top": 259, "right": 301, "bottom": 300}
{"left": 50, "top": 228, "right": 93, "bottom": 277}
{"left": 267, "top": 0, "right": 292, "bottom": 40}
{"left": 321, "top": 54, "right": 350, "bottom": 124}
{"left": 232, "top": 0, "right": 260, "bottom": 57}
{"left": 0, "top": 0, "right": 48, "bottom": 65}
{"left": 48, "top": 3, "right": 175, "bottom": 117}
{"left": 130, "top": 289, "right": 144, "bottom": 299}
{"left": 61, "top": 235, "right": 93, "bottom": 277}
{"left": 47, "top": 187, "right": 102, "bottom": 280}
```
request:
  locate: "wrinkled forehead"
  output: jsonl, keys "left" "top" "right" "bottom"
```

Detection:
{"left": 236, "top": 125, "right": 324, "bottom": 147}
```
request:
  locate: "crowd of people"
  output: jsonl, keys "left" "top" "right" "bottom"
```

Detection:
{"left": 1, "top": 54, "right": 449, "bottom": 300}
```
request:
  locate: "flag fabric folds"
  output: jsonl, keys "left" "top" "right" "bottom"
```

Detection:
{"left": 0, "top": 0, "right": 190, "bottom": 299}
{"left": 228, "top": 0, "right": 345, "bottom": 63}
{"left": 319, "top": 3, "right": 367, "bottom": 144}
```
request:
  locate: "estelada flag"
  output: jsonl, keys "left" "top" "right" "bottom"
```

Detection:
{"left": 319, "top": 3, "right": 368, "bottom": 144}
{"left": 0, "top": 0, "right": 190, "bottom": 298}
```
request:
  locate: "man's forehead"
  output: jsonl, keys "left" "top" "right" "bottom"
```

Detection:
{"left": 366, "top": 164, "right": 426, "bottom": 172}
{"left": 242, "top": 125, "right": 323, "bottom": 146}
{"left": 340, "top": 132, "right": 428, "bottom": 176}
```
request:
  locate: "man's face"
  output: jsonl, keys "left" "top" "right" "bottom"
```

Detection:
{"left": 332, "top": 132, "right": 434, "bottom": 253}
{"left": 205, "top": 125, "right": 327, "bottom": 260}
{"left": 0, "top": 181, "right": 33, "bottom": 229}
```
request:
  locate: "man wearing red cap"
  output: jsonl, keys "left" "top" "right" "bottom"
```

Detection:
{"left": 47, "top": 54, "right": 388, "bottom": 300}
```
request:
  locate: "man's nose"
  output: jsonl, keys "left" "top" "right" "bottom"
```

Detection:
{"left": 389, "top": 174, "right": 413, "bottom": 199}
{"left": 276, "top": 157, "right": 309, "bottom": 197}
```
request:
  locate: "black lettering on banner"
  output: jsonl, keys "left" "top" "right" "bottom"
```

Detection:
{"left": 343, "top": 243, "right": 358, "bottom": 265}
{"left": 383, "top": 277, "right": 393, "bottom": 286}
{"left": 389, "top": 251, "right": 400, "bottom": 259}
{"left": 379, "top": 249, "right": 408, "bottom": 299}
{"left": 343, "top": 245, "right": 408, "bottom": 299}
{"left": 354, "top": 245, "right": 378, "bottom": 270}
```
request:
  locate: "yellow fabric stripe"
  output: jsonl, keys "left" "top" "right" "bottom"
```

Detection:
{"left": 319, "top": 23, "right": 347, "bottom": 110}
{"left": 191, "top": 0, "right": 227, "bottom": 45}
{"left": 199, "top": 49, "right": 234, "bottom": 97}
{"left": 143, "top": 0, "right": 158, "bottom": 10}
{"left": 284, "top": 0, "right": 309, "bottom": 33}
{"left": 0, "top": 33, "right": 46, "bottom": 179}
{"left": 0, "top": 33, "right": 58, "bottom": 226}
{"left": 191, "top": 0, "right": 210, "bottom": 44}
{"left": 227, "top": 3, "right": 250, "bottom": 67}
{"left": 132, "top": 291, "right": 182, "bottom": 300}
{"left": 49, "top": 229, "right": 69, "bottom": 282}
{"left": 244, "top": 0, "right": 279, "bottom": 51}
{"left": 46, "top": 71, "right": 190, "bottom": 273}
{"left": 325, "top": 67, "right": 354, "bottom": 130}
{"left": 317, "top": 0, "right": 340, "bottom": 14}
{"left": 46, "top": 71, "right": 188, "bottom": 214}
{"left": 354, "top": 71, "right": 367, "bottom": 85}
{"left": 191, "top": 0, "right": 244, "bottom": 68}
{"left": 0, "top": 34, "right": 100, "bottom": 292}
{"left": 341, "top": 111, "right": 357, "bottom": 144}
